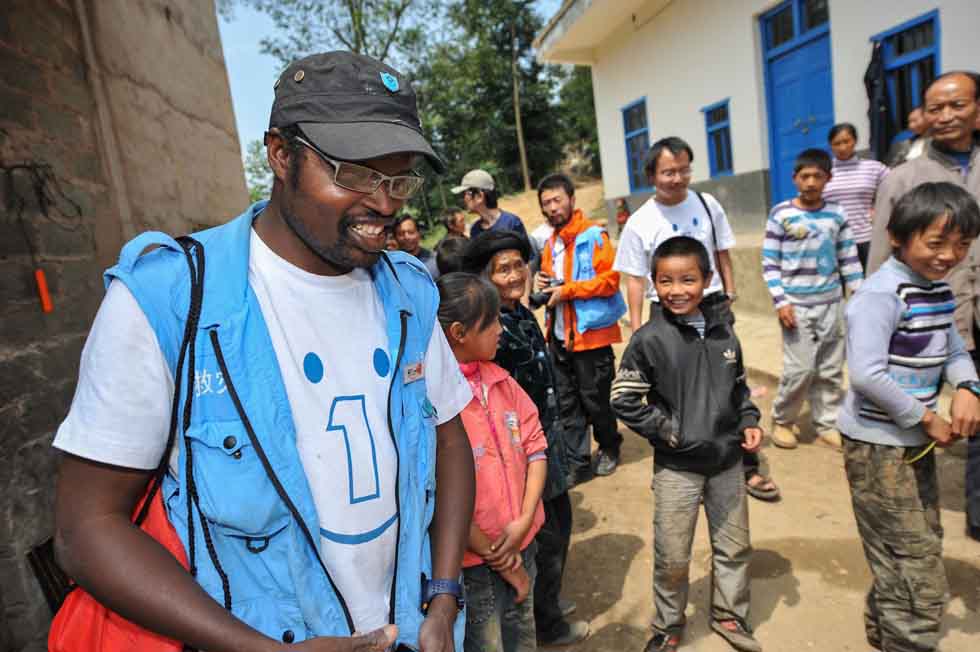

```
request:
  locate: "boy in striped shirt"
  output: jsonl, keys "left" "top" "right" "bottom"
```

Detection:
{"left": 838, "top": 182, "right": 980, "bottom": 652}
{"left": 762, "top": 148, "right": 863, "bottom": 450}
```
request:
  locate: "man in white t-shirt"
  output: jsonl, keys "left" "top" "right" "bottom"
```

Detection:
{"left": 614, "top": 137, "right": 737, "bottom": 333}
{"left": 614, "top": 136, "right": 781, "bottom": 503}
{"left": 52, "top": 52, "right": 475, "bottom": 652}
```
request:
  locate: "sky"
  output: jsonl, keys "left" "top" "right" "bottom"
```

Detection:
{"left": 217, "top": 0, "right": 566, "bottom": 159}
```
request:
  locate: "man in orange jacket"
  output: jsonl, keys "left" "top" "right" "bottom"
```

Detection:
{"left": 535, "top": 173, "right": 626, "bottom": 483}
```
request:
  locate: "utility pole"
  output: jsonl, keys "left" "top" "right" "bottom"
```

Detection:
{"left": 511, "top": 22, "right": 532, "bottom": 192}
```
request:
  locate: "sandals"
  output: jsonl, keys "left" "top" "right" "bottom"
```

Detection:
{"left": 745, "top": 473, "right": 780, "bottom": 502}
{"left": 711, "top": 619, "right": 762, "bottom": 652}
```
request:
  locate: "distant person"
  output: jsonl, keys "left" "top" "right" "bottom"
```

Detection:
{"left": 394, "top": 214, "right": 440, "bottom": 278}
{"left": 436, "top": 235, "right": 468, "bottom": 276}
{"left": 885, "top": 106, "right": 929, "bottom": 167}
{"left": 437, "top": 273, "right": 547, "bottom": 652}
{"left": 444, "top": 209, "right": 469, "bottom": 239}
{"left": 611, "top": 236, "right": 763, "bottom": 652}
{"left": 614, "top": 198, "right": 630, "bottom": 236}
{"left": 763, "top": 148, "right": 863, "bottom": 451}
{"left": 536, "top": 173, "right": 625, "bottom": 483}
{"left": 452, "top": 169, "right": 528, "bottom": 239}
{"left": 462, "top": 231, "right": 590, "bottom": 648}
{"left": 840, "top": 183, "right": 980, "bottom": 652}
{"left": 823, "top": 123, "right": 889, "bottom": 270}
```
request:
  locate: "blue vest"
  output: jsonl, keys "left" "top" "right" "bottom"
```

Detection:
{"left": 105, "top": 202, "right": 462, "bottom": 648}
{"left": 571, "top": 225, "right": 627, "bottom": 333}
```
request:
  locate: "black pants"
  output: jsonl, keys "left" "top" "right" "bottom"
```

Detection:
{"left": 549, "top": 340, "right": 622, "bottom": 472}
{"left": 856, "top": 241, "right": 870, "bottom": 273}
{"left": 969, "top": 352, "right": 980, "bottom": 537}
{"left": 533, "top": 492, "right": 573, "bottom": 636}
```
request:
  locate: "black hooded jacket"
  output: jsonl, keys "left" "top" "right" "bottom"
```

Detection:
{"left": 610, "top": 300, "right": 759, "bottom": 474}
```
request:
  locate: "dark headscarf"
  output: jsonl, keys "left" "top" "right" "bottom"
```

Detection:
{"left": 461, "top": 229, "right": 532, "bottom": 274}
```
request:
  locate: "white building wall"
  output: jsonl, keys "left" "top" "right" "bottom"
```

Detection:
{"left": 590, "top": 0, "right": 979, "bottom": 201}
{"left": 830, "top": 0, "right": 979, "bottom": 140}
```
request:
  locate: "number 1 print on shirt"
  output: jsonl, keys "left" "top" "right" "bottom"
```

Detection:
{"left": 328, "top": 395, "right": 381, "bottom": 504}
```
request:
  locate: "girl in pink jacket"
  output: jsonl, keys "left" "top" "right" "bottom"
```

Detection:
{"left": 436, "top": 273, "right": 547, "bottom": 652}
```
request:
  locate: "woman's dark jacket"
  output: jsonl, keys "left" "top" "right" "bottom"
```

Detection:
{"left": 610, "top": 301, "right": 760, "bottom": 474}
{"left": 494, "top": 302, "right": 570, "bottom": 500}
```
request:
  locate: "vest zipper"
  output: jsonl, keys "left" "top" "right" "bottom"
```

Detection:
{"left": 386, "top": 310, "right": 409, "bottom": 624}
{"left": 208, "top": 329, "right": 355, "bottom": 634}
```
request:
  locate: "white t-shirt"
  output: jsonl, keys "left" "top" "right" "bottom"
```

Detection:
{"left": 54, "top": 229, "right": 471, "bottom": 633}
{"left": 613, "top": 191, "right": 736, "bottom": 300}
{"left": 550, "top": 236, "right": 567, "bottom": 341}
{"left": 529, "top": 223, "right": 554, "bottom": 255}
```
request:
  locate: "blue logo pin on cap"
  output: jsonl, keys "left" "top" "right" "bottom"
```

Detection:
{"left": 380, "top": 71, "right": 399, "bottom": 92}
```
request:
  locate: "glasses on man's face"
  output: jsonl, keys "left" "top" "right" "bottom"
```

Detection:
{"left": 658, "top": 167, "right": 693, "bottom": 181}
{"left": 295, "top": 135, "right": 425, "bottom": 199}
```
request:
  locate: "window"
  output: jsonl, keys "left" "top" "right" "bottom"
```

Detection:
{"left": 873, "top": 11, "right": 939, "bottom": 131}
{"left": 622, "top": 99, "right": 650, "bottom": 192}
{"left": 702, "top": 100, "right": 733, "bottom": 177}
{"left": 764, "top": 0, "right": 829, "bottom": 51}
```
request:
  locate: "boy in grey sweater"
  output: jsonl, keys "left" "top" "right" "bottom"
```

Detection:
{"left": 839, "top": 182, "right": 980, "bottom": 652}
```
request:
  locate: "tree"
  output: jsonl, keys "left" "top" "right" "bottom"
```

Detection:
{"left": 244, "top": 139, "right": 273, "bottom": 203}
{"left": 555, "top": 65, "right": 602, "bottom": 176}
{"left": 222, "top": 0, "right": 437, "bottom": 67}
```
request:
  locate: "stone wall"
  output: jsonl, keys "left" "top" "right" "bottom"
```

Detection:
{"left": 0, "top": 1, "right": 246, "bottom": 649}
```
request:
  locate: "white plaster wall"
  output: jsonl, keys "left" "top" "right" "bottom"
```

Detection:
{"left": 589, "top": 0, "right": 980, "bottom": 201}
{"left": 830, "top": 0, "right": 979, "bottom": 142}
{"left": 591, "top": 0, "right": 779, "bottom": 199}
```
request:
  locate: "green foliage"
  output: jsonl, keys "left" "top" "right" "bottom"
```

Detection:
{"left": 244, "top": 139, "right": 272, "bottom": 203}
{"left": 555, "top": 65, "right": 602, "bottom": 176}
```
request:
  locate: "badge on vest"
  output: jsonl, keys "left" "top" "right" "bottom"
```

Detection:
{"left": 405, "top": 361, "right": 425, "bottom": 384}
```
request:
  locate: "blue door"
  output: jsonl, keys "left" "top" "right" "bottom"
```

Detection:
{"left": 761, "top": 1, "right": 834, "bottom": 203}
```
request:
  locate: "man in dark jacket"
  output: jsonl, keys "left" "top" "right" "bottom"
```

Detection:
{"left": 611, "top": 236, "right": 762, "bottom": 652}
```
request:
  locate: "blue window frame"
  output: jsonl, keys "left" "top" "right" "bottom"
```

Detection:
{"left": 702, "top": 99, "right": 733, "bottom": 177}
{"left": 622, "top": 98, "right": 650, "bottom": 192}
{"left": 761, "top": 0, "right": 829, "bottom": 56}
{"left": 872, "top": 10, "right": 940, "bottom": 132}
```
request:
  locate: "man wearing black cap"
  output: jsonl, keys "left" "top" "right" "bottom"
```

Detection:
{"left": 53, "top": 51, "right": 475, "bottom": 652}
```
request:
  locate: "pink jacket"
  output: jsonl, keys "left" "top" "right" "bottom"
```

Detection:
{"left": 459, "top": 361, "right": 547, "bottom": 568}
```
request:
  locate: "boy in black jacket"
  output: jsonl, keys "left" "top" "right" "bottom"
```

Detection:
{"left": 611, "top": 236, "right": 763, "bottom": 652}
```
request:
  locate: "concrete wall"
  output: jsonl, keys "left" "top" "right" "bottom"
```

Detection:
{"left": 590, "top": 0, "right": 978, "bottom": 202}
{"left": 0, "top": 1, "right": 246, "bottom": 649}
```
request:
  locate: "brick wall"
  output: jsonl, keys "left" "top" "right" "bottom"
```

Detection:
{"left": 0, "top": 1, "right": 246, "bottom": 648}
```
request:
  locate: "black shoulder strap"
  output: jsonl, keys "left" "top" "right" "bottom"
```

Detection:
{"left": 694, "top": 191, "right": 719, "bottom": 253}
{"left": 133, "top": 235, "right": 205, "bottom": 526}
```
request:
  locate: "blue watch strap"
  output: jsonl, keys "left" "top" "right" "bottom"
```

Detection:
{"left": 422, "top": 578, "right": 464, "bottom": 612}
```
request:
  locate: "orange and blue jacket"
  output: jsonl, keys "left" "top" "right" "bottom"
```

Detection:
{"left": 540, "top": 209, "right": 623, "bottom": 352}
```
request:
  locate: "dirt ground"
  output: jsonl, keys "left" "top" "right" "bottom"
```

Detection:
{"left": 558, "top": 334, "right": 980, "bottom": 652}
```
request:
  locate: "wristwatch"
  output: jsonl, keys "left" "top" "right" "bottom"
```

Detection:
{"left": 421, "top": 578, "right": 465, "bottom": 613}
{"left": 956, "top": 380, "right": 980, "bottom": 398}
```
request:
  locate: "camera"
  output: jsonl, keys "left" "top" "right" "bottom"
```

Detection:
{"left": 529, "top": 278, "right": 563, "bottom": 309}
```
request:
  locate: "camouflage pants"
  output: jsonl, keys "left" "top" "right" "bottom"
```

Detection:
{"left": 843, "top": 436, "right": 948, "bottom": 652}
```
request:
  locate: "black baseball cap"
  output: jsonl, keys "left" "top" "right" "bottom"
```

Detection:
{"left": 269, "top": 51, "right": 445, "bottom": 173}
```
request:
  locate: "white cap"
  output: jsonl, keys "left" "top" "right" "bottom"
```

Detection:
{"left": 451, "top": 169, "right": 495, "bottom": 194}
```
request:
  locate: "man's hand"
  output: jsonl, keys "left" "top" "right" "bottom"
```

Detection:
{"left": 777, "top": 305, "right": 797, "bottom": 330}
{"left": 290, "top": 626, "right": 397, "bottom": 652}
{"left": 417, "top": 595, "right": 458, "bottom": 652}
{"left": 543, "top": 285, "right": 563, "bottom": 308}
{"left": 742, "top": 427, "right": 763, "bottom": 453}
{"left": 922, "top": 409, "right": 957, "bottom": 447}
{"left": 950, "top": 388, "right": 980, "bottom": 438}
{"left": 534, "top": 271, "right": 552, "bottom": 291}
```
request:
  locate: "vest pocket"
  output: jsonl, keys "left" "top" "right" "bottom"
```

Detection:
{"left": 182, "top": 420, "right": 290, "bottom": 537}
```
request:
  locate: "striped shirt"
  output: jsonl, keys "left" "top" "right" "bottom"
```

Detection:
{"left": 762, "top": 201, "right": 863, "bottom": 309}
{"left": 823, "top": 157, "right": 889, "bottom": 244}
{"left": 838, "top": 257, "right": 978, "bottom": 447}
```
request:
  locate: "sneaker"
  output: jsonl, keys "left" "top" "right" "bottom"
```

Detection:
{"left": 594, "top": 448, "right": 620, "bottom": 476}
{"left": 711, "top": 619, "right": 762, "bottom": 652}
{"left": 967, "top": 524, "right": 980, "bottom": 542}
{"left": 538, "top": 619, "right": 590, "bottom": 647}
{"left": 642, "top": 632, "right": 680, "bottom": 652}
{"left": 816, "top": 429, "right": 843, "bottom": 451}
{"left": 559, "top": 598, "right": 577, "bottom": 618}
{"left": 771, "top": 422, "right": 798, "bottom": 449}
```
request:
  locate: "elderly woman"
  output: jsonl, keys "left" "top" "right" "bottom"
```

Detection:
{"left": 462, "top": 230, "right": 589, "bottom": 648}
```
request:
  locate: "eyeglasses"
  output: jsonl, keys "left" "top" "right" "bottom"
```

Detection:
{"left": 295, "top": 135, "right": 425, "bottom": 199}
{"left": 658, "top": 167, "right": 693, "bottom": 180}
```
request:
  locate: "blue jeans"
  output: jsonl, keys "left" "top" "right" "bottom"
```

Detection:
{"left": 463, "top": 542, "right": 538, "bottom": 652}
